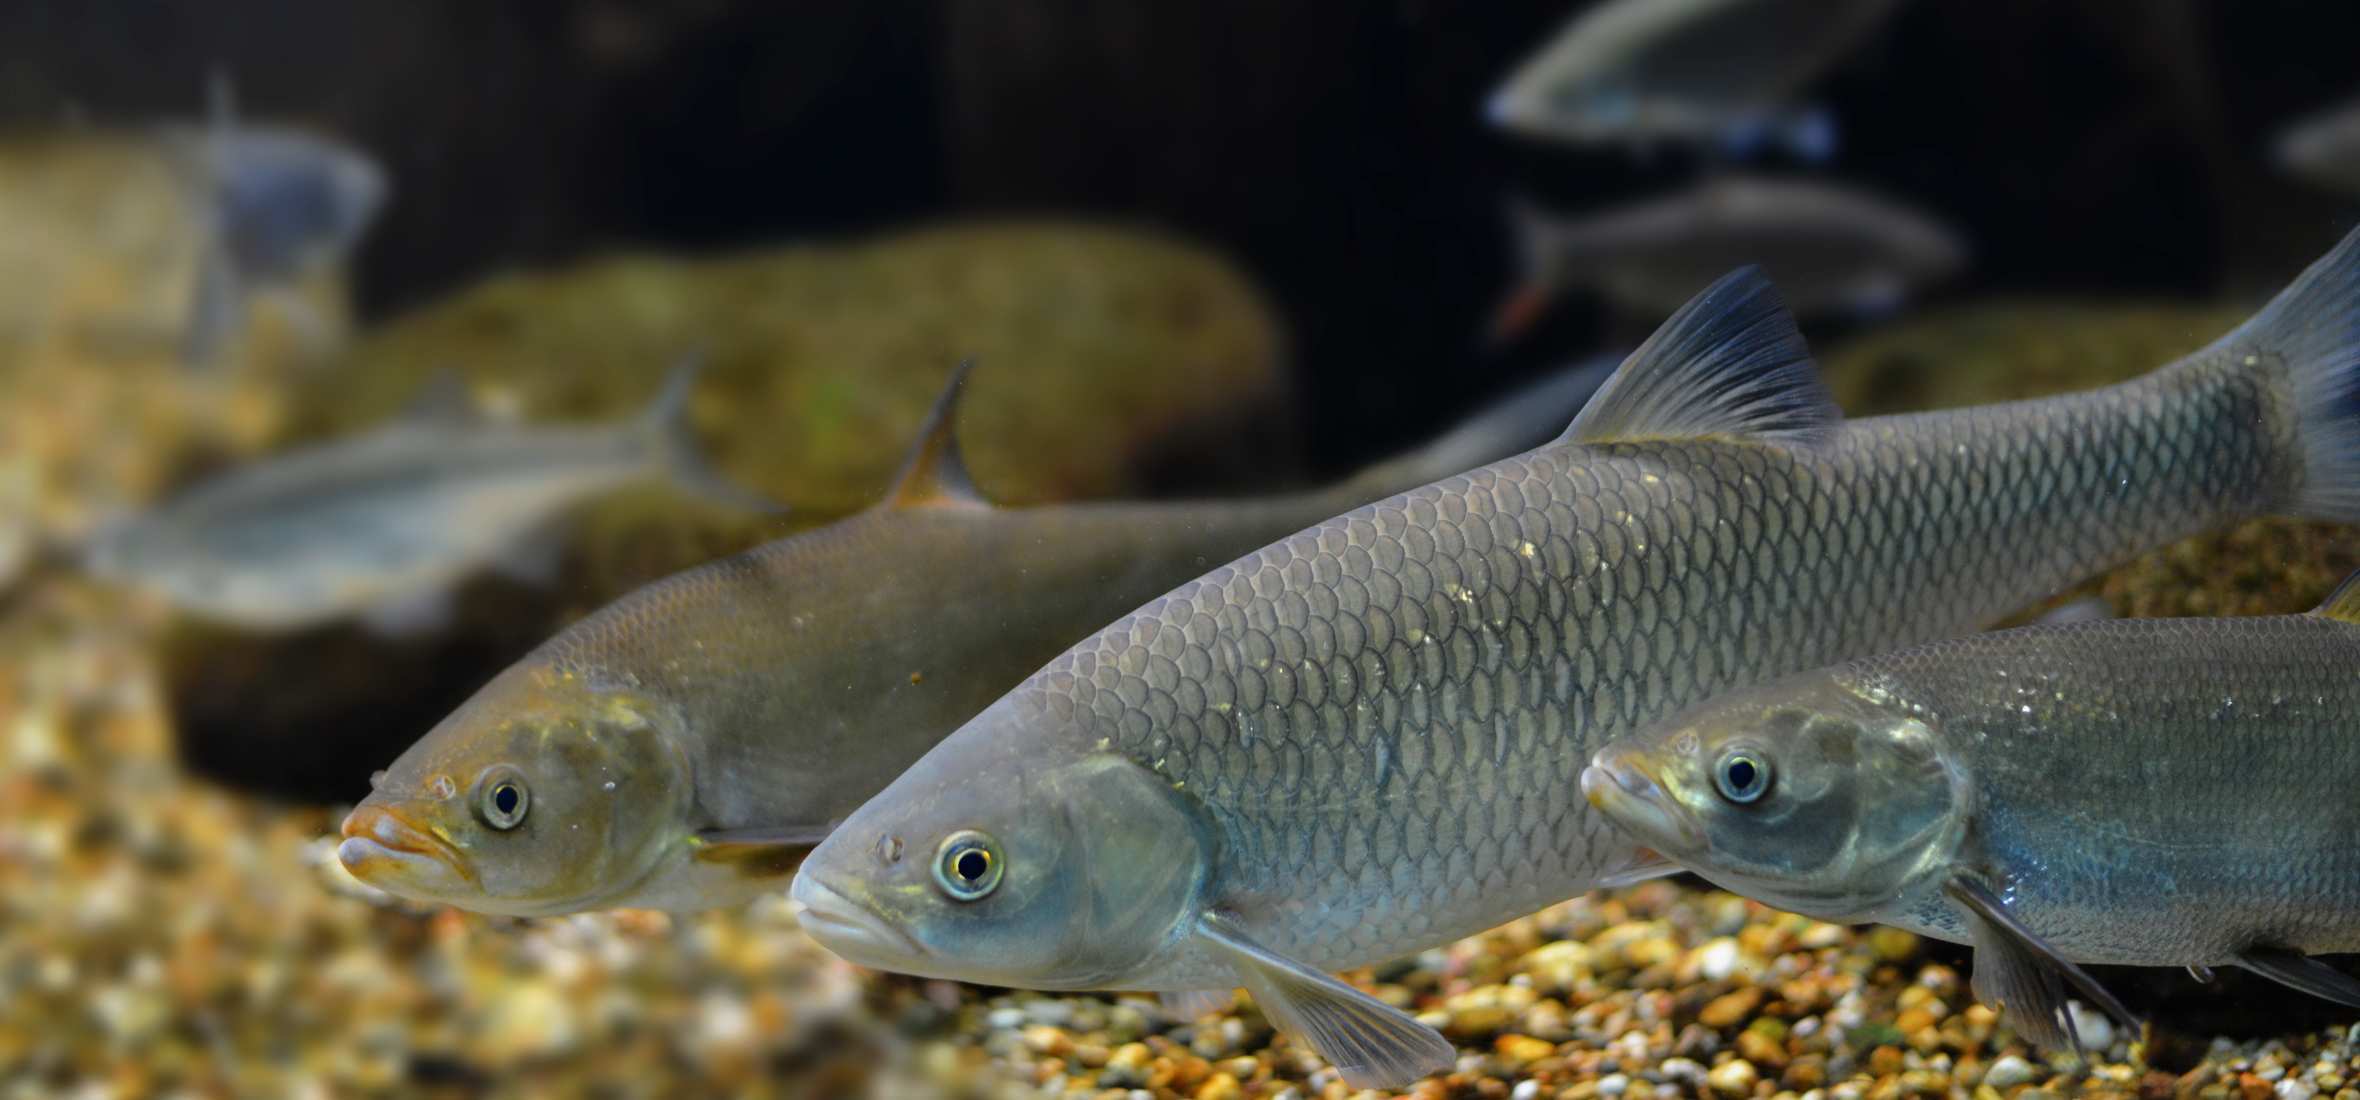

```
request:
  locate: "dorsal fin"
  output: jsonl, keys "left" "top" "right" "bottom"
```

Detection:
{"left": 2311, "top": 568, "right": 2360, "bottom": 623}
{"left": 884, "top": 359, "right": 988, "bottom": 509}
{"left": 1559, "top": 266, "right": 1839, "bottom": 448}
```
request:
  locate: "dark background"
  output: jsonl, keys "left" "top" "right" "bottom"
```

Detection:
{"left": 4, "top": 0, "right": 2355, "bottom": 471}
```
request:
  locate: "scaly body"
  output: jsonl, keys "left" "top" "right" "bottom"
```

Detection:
{"left": 796, "top": 228, "right": 2360, "bottom": 1087}
{"left": 337, "top": 359, "right": 1615, "bottom": 915}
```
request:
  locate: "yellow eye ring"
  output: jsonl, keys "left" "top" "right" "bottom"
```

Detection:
{"left": 1715, "top": 751, "right": 1770, "bottom": 804}
{"left": 932, "top": 830, "right": 1003, "bottom": 901}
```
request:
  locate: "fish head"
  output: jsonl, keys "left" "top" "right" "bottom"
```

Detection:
{"left": 337, "top": 662, "right": 693, "bottom": 916}
{"left": 1582, "top": 670, "right": 1967, "bottom": 922}
{"left": 793, "top": 692, "right": 1212, "bottom": 990}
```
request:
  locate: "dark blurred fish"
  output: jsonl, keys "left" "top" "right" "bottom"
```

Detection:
{"left": 791, "top": 227, "right": 2360, "bottom": 1089}
{"left": 1485, "top": 0, "right": 1903, "bottom": 160}
{"left": 1585, "top": 572, "right": 2360, "bottom": 1054}
{"left": 2275, "top": 93, "right": 2360, "bottom": 197}
{"left": 85, "top": 362, "right": 763, "bottom": 636}
{"left": 1491, "top": 176, "right": 1963, "bottom": 343}
{"left": 333, "top": 357, "right": 1619, "bottom": 917}
{"left": 167, "top": 76, "right": 388, "bottom": 365}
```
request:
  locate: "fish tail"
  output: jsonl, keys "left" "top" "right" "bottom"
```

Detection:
{"left": 2214, "top": 225, "right": 2360, "bottom": 521}
{"left": 1334, "top": 354, "right": 1621, "bottom": 498}
{"left": 641, "top": 356, "right": 783, "bottom": 514}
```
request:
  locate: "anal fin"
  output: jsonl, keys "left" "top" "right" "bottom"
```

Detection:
{"left": 2237, "top": 947, "right": 2360, "bottom": 1007}
{"left": 1195, "top": 911, "right": 1453, "bottom": 1089}
{"left": 1947, "top": 877, "right": 2139, "bottom": 1056}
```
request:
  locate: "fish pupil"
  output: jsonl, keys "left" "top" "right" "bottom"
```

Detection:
{"left": 955, "top": 849, "right": 989, "bottom": 883}
{"left": 494, "top": 785, "right": 519, "bottom": 816}
{"left": 1727, "top": 759, "right": 1756, "bottom": 791}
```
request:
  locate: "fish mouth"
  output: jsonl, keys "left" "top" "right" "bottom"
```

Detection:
{"left": 1581, "top": 748, "right": 1705, "bottom": 855}
{"left": 337, "top": 802, "right": 479, "bottom": 889}
{"left": 789, "top": 873, "right": 926, "bottom": 965}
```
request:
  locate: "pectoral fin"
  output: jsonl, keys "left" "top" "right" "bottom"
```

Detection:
{"left": 1596, "top": 847, "right": 1681, "bottom": 888}
{"left": 690, "top": 825, "right": 834, "bottom": 878}
{"left": 1946, "top": 877, "right": 2139, "bottom": 1055}
{"left": 1159, "top": 989, "right": 1235, "bottom": 1021}
{"left": 1194, "top": 911, "right": 1453, "bottom": 1089}
{"left": 2236, "top": 947, "right": 2360, "bottom": 1007}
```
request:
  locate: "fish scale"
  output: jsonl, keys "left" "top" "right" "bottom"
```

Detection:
{"left": 1848, "top": 615, "right": 2360, "bottom": 965}
{"left": 1031, "top": 355, "right": 2284, "bottom": 982}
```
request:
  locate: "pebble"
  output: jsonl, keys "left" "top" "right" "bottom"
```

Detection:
{"left": 1706, "top": 1059, "right": 1759, "bottom": 1097}
{"left": 1699, "top": 989, "right": 1762, "bottom": 1029}
{"left": 1986, "top": 1055, "right": 2039, "bottom": 1089}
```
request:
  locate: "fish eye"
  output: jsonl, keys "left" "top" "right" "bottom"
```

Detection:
{"left": 1714, "top": 750, "right": 1771, "bottom": 804}
{"left": 932, "top": 830, "right": 1003, "bottom": 902}
{"left": 474, "top": 766, "right": 530, "bottom": 830}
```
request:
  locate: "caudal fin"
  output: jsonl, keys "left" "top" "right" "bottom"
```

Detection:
{"left": 641, "top": 356, "right": 783, "bottom": 514}
{"left": 2211, "top": 225, "right": 2360, "bottom": 521}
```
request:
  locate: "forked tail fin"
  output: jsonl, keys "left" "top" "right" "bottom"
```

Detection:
{"left": 2205, "top": 225, "right": 2360, "bottom": 521}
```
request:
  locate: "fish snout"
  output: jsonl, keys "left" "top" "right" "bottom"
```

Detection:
{"left": 336, "top": 802, "right": 478, "bottom": 887}
{"left": 1580, "top": 748, "right": 1705, "bottom": 853}
{"left": 789, "top": 871, "right": 926, "bottom": 966}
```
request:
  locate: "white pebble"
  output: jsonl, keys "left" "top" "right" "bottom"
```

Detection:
{"left": 2278, "top": 1080, "right": 2318, "bottom": 1100}
{"left": 1512, "top": 1081, "right": 1543, "bottom": 1100}
{"left": 1986, "top": 1054, "right": 2039, "bottom": 1089}
{"left": 2069, "top": 1002, "right": 2114, "bottom": 1051}
{"left": 1698, "top": 937, "right": 1741, "bottom": 982}
{"left": 1597, "top": 1073, "right": 1630, "bottom": 1096}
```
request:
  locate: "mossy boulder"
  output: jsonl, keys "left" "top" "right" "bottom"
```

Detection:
{"left": 1821, "top": 301, "right": 2360, "bottom": 623}
{"left": 165, "top": 221, "right": 1291, "bottom": 800}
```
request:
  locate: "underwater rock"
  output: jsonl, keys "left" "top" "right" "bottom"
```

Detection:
{"left": 160, "top": 221, "right": 1290, "bottom": 801}
{"left": 1822, "top": 301, "right": 2360, "bottom": 621}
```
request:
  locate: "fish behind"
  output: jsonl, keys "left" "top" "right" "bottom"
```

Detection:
{"left": 85, "top": 361, "right": 765, "bottom": 635}
{"left": 1485, "top": 0, "right": 1904, "bottom": 159}
{"left": 1586, "top": 570, "right": 2360, "bottom": 1053}
{"left": 793, "top": 227, "right": 2360, "bottom": 1088}
{"left": 333, "top": 358, "right": 1619, "bottom": 916}
{"left": 1492, "top": 176, "right": 1963, "bottom": 342}
{"left": 168, "top": 76, "right": 388, "bottom": 365}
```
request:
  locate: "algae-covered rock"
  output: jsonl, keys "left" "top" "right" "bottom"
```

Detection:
{"left": 1821, "top": 301, "right": 2360, "bottom": 621}
{"left": 303, "top": 220, "right": 1291, "bottom": 512}
{"left": 165, "top": 221, "right": 1290, "bottom": 799}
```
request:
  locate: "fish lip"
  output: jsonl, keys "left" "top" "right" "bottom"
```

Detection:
{"left": 789, "top": 873, "right": 927, "bottom": 963}
{"left": 1580, "top": 750, "right": 1705, "bottom": 854}
{"left": 337, "top": 802, "right": 479, "bottom": 887}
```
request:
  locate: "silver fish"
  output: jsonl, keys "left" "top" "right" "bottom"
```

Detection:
{"left": 793, "top": 227, "right": 2360, "bottom": 1088}
{"left": 2276, "top": 92, "right": 2360, "bottom": 198}
{"left": 333, "top": 357, "right": 1619, "bottom": 916}
{"left": 168, "top": 75, "right": 388, "bottom": 365}
{"left": 1485, "top": 0, "right": 1904, "bottom": 159}
{"left": 1585, "top": 571, "right": 2360, "bottom": 1054}
{"left": 1492, "top": 176, "right": 1963, "bottom": 342}
{"left": 85, "top": 362, "right": 762, "bottom": 635}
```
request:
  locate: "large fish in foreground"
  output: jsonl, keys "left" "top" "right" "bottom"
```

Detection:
{"left": 333, "top": 358, "right": 1620, "bottom": 916}
{"left": 85, "top": 362, "right": 761, "bottom": 635}
{"left": 792, "top": 227, "right": 2360, "bottom": 1088}
{"left": 1585, "top": 571, "right": 2360, "bottom": 1053}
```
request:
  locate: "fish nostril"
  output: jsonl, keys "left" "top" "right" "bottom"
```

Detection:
{"left": 877, "top": 834, "right": 905, "bottom": 865}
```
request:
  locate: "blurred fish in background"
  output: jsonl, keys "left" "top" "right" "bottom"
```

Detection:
{"left": 82, "top": 361, "right": 768, "bottom": 636}
{"left": 2275, "top": 91, "right": 2360, "bottom": 198}
{"left": 165, "top": 75, "right": 388, "bottom": 366}
{"left": 1485, "top": 0, "right": 1905, "bottom": 160}
{"left": 1491, "top": 176, "right": 1963, "bottom": 342}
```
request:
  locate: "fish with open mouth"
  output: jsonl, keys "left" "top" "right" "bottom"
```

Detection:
{"left": 793, "top": 226, "right": 2360, "bottom": 1088}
